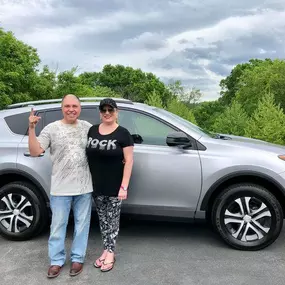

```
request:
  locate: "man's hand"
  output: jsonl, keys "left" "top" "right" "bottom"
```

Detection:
{"left": 29, "top": 108, "right": 41, "bottom": 128}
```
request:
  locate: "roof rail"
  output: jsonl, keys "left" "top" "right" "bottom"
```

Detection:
{"left": 6, "top": 97, "right": 133, "bottom": 109}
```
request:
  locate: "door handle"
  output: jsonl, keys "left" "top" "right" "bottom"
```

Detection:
{"left": 24, "top": 152, "right": 44, "bottom": 157}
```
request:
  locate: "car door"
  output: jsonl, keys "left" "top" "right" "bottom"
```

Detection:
{"left": 16, "top": 107, "right": 99, "bottom": 196}
{"left": 118, "top": 108, "right": 202, "bottom": 218}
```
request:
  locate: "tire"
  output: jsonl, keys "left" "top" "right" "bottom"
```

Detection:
{"left": 211, "top": 183, "right": 283, "bottom": 251}
{"left": 0, "top": 182, "right": 49, "bottom": 241}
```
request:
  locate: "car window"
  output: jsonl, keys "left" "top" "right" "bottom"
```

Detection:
{"left": 35, "top": 111, "right": 44, "bottom": 136}
{"left": 156, "top": 108, "right": 212, "bottom": 138}
{"left": 4, "top": 111, "right": 43, "bottom": 136}
{"left": 118, "top": 109, "right": 177, "bottom": 146}
{"left": 44, "top": 108, "right": 99, "bottom": 127}
{"left": 44, "top": 110, "right": 62, "bottom": 126}
{"left": 4, "top": 112, "right": 30, "bottom": 136}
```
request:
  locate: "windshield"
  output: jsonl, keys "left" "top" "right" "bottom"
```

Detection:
{"left": 155, "top": 108, "right": 213, "bottom": 137}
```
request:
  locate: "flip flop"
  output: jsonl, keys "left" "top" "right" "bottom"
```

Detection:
{"left": 100, "top": 258, "right": 116, "bottom": 272}
{"left": 93, "top": 258, "right": 105, "bottom": 268}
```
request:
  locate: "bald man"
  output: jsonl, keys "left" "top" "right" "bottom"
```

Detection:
{"left": 28, "top": 94, "right": 93, "bottom": 278}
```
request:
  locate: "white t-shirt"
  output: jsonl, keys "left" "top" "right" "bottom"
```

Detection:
{"left": 37, "top": 119, "right": 93, "bottom": 196}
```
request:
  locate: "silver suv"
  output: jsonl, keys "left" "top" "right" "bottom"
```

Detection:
{"left": 1, "top": 97, "right": 285, "bottom": 251}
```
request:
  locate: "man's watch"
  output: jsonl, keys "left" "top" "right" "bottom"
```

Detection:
{"left": 120, "top": 185, "right": 128, "bottom": 191}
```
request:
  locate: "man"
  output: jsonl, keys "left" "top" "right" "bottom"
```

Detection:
{"left": 28, "top": 94, "right": 93, "bottom": 278}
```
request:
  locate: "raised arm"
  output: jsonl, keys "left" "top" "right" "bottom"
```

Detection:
{"left": 28, "top": 108, "right": 45, "bottom": 157}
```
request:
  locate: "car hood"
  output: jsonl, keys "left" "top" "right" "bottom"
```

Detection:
{"left": 211, "top": 133, "right": 285, "bottom": 154}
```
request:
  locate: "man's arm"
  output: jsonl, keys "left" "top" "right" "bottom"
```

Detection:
{"left": 28, "top": 108, "right": 47, "bottom": 157}
{"left": 28, "top": 126, "right": 45, "bottom": 157}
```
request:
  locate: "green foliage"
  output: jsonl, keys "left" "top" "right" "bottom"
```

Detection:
{"left": 219, "top": 59, "right": 267, "bottom": 105}
{"left": 167, "top": 98, "right": 197, "bottom": 124}
{"left": 211, "top": 101, "right": 249, "bottom": 136}
{"left": 244, "top": 92, "right": 285, "bottom": 145}
{"left": 192, "top": 100, "right": 225, "bottom": 131}
{"left": 144, "top": 90, "right": 164, "bottom": 108}
{"left": 167, "top": 80, "right": 184, "bottom": 97}
{"left": 53, "top": 68, "right": 119, "bottom": 98}
{"left": 235, "top": 59, "right": 285, "bottom": 115}
{"left": 94, "top": 64, "right": 172, "bottom": 104}
{"left": 167, "top": 80, "right": 202, "bottom": 106}
{"left": 78, "top": 72, "right": 99, "bottom": 88}
{"left": 3, "top": 27, "right": 285, "bottom": 147}
{"left": 0, "top": 81, "right": 12, "bottom": 109}
{"left": 0, "top": 28, "right": 41, "bottom": 106}
{"left": 31, "top": 65, "right": 56, "bottom": 100}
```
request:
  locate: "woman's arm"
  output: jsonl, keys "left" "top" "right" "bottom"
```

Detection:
{"left": 121, "top": 146, "right": 134, "bottom": 189}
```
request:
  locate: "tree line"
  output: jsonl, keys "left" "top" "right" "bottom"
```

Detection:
{"left": 1, "top": 28, "right": 285, "bottom": 145}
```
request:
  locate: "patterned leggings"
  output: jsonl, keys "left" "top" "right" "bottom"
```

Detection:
{"left": 94, "top": 195, "right": 122, "bottom": 253}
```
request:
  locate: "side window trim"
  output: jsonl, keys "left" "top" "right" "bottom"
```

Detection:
{"left": 118, "top": 107, "right": 198, "bottom": 150}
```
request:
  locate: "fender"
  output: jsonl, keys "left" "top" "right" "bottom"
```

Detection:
{"left": 200, "top": 170, "right": 285, "bottom": 210}
{"left": 0, "top": 168, "right": 49, "bottom": 204}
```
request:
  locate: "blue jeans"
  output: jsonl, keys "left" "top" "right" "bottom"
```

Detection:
{"left": 48, "top": 193, "right": 92, "bottom": 266}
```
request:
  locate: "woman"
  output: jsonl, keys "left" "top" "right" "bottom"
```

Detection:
{"left": 86, "top": 98, "right": 134, "bottom": 272}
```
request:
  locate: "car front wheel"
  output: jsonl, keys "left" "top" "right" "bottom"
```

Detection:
{"left": 0, "top": 182, "right": 48, "bottom": 241}
{"left": 212, "top": 183, "right": 283, "bottom": 250}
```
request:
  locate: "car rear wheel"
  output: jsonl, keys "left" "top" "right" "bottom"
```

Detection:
{"left": 0, "top": 182, "right": 48, "bottom": 241}
{"left": 211, "top": 183, "right": 283, "bottom": 250}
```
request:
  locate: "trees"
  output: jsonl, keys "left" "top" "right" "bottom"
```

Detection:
{"left": 235, "top": 59, "right": 285, "bottom": 115}
{"left": 144, "top": 90, "right": 164, "bottom": 108}
{"left": 82, "top": 64, "right": 173, "bottom": 104}
{"left": 219, "top": 59, "right": 267, "bottom": 105}
{"left": 0, "top": 28, "right": 41, "bottom": 106}
{"left": 211, "top": 101, "right": 249, "bottom": 136}
{"left": 47, "top": 68, "right": 119, "bottom": 99}
{"left": 167, "top": 80, "right": 202, "bottom": 106}
{"left": 192, "top": 100, "right": 225, "bottom": 131}
{"left": 167, "top": 98, "right": 197, "bottom": 124}
{"left": 31, "top": 65, "right": 56, "bottom": 100}
{"left": 244, "top": 92, "right": 285, "bottom": 145}
{"left": 3, "top": 26, "right": 285, "bottom": 147}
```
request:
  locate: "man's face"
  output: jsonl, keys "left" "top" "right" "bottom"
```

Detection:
{"left": 61, "top": 96, "right": 81, "bottom": 123}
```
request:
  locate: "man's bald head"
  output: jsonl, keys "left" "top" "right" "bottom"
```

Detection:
{"left": 61, "top": 94, "right": 81, "bottom": 105}
{"left": 61, "top": 94, "right": 81, "bottom": 124}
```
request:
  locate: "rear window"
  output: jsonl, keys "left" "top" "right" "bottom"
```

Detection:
{"left": 4, "top": 107, "right": 99, "bottom": 136}
{"left": 4, "top": 112, "right": 29, "bottom": 135}
{"left": 4, "top": 112, "right": 43, "bottom": 136}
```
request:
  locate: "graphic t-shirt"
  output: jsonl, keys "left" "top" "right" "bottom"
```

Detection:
{"left": 37, "top": 120, "right": 93, "bottom": 196}
{"left": 86, "top": 124, "right": 134, "bottom": 197}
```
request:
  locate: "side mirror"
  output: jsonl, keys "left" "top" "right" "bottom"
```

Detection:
{"left": 132, "top": 134, "right": 143, "bottom": 144}
{"left": 166, "top": 132, "right": 192, "bottom": 148}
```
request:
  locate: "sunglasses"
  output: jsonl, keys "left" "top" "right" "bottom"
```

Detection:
{"left": 100, "top": 108, "right": 115, "bottom": 113}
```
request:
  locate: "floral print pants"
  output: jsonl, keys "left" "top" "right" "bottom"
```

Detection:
{"left": 94, "top": 195, "right": 122, "bottom": 253}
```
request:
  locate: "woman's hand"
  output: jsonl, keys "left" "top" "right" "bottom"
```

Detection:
{"left": 118, "top": 188, "right": 127, "bottom": 200}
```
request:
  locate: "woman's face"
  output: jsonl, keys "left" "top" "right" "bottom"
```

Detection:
{"left": 100, "top": 104, "right": 118, "bottom": 124}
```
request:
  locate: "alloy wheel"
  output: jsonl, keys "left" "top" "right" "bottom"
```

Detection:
{"left": 224, "top": 196, "right": 272, "bottom": 242}
{"left": 0, "top": 193, "right": 34, "bottom": 233}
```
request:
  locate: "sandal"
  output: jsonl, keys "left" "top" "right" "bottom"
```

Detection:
{"left": 93, "top": 258, "right": 105, "bottom": 268}
{"left": 100, "top": 258, "right": 116, "bottom": 272}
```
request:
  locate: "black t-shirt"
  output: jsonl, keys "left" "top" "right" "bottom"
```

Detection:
{"left": 86, "top": 124, "right": 134, "bottom": 197}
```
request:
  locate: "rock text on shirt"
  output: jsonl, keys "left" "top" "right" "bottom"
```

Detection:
{"left": 87, "top": 137, "right": 118, "bottom": 150}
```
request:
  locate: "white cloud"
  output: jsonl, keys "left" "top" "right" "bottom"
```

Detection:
{"left": 121, "top": 32, "right": 167, "bottom": 50}
{"left": 1, "top": 0, "right": 285, "bottom": 101}
{"left": 168, "top": 9, "right": 285, "bottom": 52}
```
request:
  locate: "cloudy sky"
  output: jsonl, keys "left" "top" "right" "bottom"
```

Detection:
{"left": 1, "top": 0, "right": 285, "bottom": 101}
